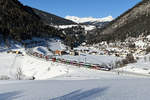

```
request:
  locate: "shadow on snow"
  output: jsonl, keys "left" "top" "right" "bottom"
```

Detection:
{"left": 51, "top": 87, "right": 108, "bottom": 100}
{"left": 0, "top": 91, "right": 23, "bottom": 100}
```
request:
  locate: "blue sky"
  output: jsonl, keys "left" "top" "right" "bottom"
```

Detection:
{"left": 19, "top": 0, "right": 141, "bottom": 18}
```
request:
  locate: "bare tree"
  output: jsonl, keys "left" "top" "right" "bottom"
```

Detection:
{"left": 15, "top": 67, "right": 24, "bottom": 80}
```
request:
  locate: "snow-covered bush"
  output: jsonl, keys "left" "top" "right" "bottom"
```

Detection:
{"left": 146, "top": 46, "right": 150, "bottom": 54}
{"left": 122, "top": 59, "right": 129, "bottom": 65}
{"left": 114, "top": 54, "right": 136, "bottom": 68}
{"left": 125, "top": 53, "right": 136, "bottom": 63}
{"left": 0, "top": 75, "right": 10, "bottom": 80}
{"left": 144, "top": 56, "right": 147, "bottom": 62}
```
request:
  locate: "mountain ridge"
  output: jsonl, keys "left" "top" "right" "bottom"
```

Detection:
{"left": 27, "top": 7, "right": 77, "bottom": 25}
{"left": 87, "top": 0, "right": 150, "bottom": 44}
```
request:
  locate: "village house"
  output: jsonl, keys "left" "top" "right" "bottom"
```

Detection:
{"left": 89, "top": 51, "right": 98, "bottom": 55}
{"left": 70, "top": 50, "right": 80, "bottom": 56}
{"left": 54, "top": 50, "right": 62, "bottom": 56}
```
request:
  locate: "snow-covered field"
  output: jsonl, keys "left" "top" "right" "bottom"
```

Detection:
{"left": 56, "top": 54, "right": 121, "bottom": 66}
{"left": 1, "top": 78, "right": 150, "bottom": 100}
{"left": 117, "top": 54, "right": 150, "bottom": 76}
{"left": 0, "top": 51, "right": 150, "bottom": 100}
{"left": 0, "top": 52, "right": 124, "bottom": 80}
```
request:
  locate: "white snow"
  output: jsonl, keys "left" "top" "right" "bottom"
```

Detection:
{"left": 65, "top": 16, "right": 113, "bottom": 23}
{"left": 117, "top": 54, "right": 150, "bottom": 75}
{"left": 32, "top": 46, "right": 53, "bottom": 56}
{"left": 135, "top": 40, "right": 147, "bottom": 48}
{"left": 1, "top": 51, "right": 150, "bottom": 100}
{"left": 0, "top": 52, "right": 121, "bottom": 80}
{"left": 47, "top": 39, "right": 66, "bottom": 51}
{"left": 1, "top": 38, "right": 150, "bottom": 100}
{"left": 54, "top": 25, "right": 96, "bottom": 31}
{"left": 83, "top": 25, "right": 96, "bottom": 31}
{"left": 56, "top": 54, "right": 120, "bottom": 66}
{"left": 0, "top": 77, "right": 150, "bottom": 100}
{"left": 54, "top": 25, "right": 78, "bottom": 29}
{"left": 146, "top": 35, "right": 150, "bottom": 40}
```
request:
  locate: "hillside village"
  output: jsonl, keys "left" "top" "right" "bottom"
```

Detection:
{"left": 91, "top": 35, "right": 150, "bottom": 57}
{"left": 2, "top": 33, "right": 150, "bottom": 81}
{"left": 3, "top": 33, "right": 150, "bottom": 73}
{"left": 4, "top": 33, "right": 150, "bottom": 59}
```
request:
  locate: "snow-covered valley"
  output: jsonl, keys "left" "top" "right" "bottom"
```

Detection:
{"left": 1, "top": 0, "right": 150, "bottom": 99}
{"left": 1, "top": 38, "right": 150, "bottom": 100}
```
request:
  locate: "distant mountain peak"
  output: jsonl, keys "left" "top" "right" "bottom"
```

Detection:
{"left": 65, "top": 16, "right": 113, "bottom": 23}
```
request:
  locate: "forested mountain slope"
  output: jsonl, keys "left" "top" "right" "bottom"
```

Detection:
{"left": 88, "top": 0, "right": 150, "bottom": 43}
{"left": 0, "top": 0, "right": 63, "bottom": 42}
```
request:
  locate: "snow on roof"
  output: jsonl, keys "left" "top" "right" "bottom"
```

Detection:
{"left": 135, "top": 40, "right": 147, "bottom": 48}
{"left": 146, "top": 35, "right": 150, "bottom": 39}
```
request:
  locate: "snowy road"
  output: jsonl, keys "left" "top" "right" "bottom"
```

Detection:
{"left": 112, "top": 70, "right": 150, "bottom": 77}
